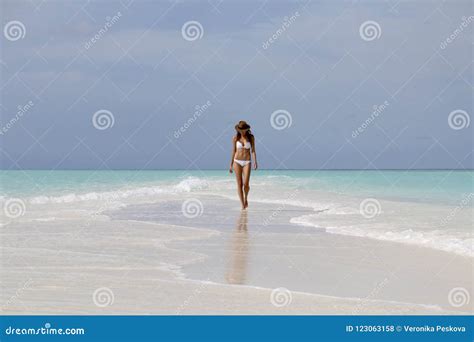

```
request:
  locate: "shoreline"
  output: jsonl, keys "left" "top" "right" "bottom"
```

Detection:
{"left": 107, "top": 195, "right": 473, "bottom": 314}
{"left": 3, "top": 170, "right": 470, "bottom": 257}
{"left": 1, "top": 184, "right": 472, "bottom": 314}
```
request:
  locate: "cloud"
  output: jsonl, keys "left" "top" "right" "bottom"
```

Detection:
{"left": 0, "top": 0, "right": 472, "bottom": 169}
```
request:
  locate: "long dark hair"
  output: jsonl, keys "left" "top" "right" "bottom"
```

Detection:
{"left": 236, "top": 129, "right": 253, "bottom": 143}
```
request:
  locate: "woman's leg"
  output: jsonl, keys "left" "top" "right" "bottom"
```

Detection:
{"left": 233, "top": 162, "right": 245, "bottom": 209}
{"left": 242, "top": 163, "right": 251, "bottom": 208}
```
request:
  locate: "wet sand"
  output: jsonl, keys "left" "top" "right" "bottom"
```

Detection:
{"left": 0, "top": 195, "right": 471, "bottom": 314}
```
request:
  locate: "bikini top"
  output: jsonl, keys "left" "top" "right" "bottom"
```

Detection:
{"left": 236, "top": 140, "right": 251, "bottom": 150}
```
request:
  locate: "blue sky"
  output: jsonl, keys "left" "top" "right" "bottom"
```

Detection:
{"left": 0, "top": 0, "right": 472, "bottom": 170}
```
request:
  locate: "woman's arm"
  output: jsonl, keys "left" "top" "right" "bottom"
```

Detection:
{"left": 251, "top": 135, "right": 258, "bottom": 170}
{"left": 229, "top": 136, "right": 236, "bottom": 173}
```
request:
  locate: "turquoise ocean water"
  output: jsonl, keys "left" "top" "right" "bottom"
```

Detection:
{"left": 1, "top": 170, "right": 472, "bottom": 205}
{"left": 1, "top": 170, "right": 472, "bottom": 257}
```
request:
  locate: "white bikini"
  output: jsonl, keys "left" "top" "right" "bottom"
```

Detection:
{"left": 234, "top": 140, "right": 251, "bottom": 167}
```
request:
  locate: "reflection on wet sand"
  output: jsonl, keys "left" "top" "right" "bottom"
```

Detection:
{"left": 225, "top": 210, "right": 249, "bottom": 285}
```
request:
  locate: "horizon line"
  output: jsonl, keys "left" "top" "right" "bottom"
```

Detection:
{"left": 0, "top": 168, "right": 473, "bottom": 171}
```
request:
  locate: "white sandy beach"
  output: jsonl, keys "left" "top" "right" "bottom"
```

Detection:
{"left": 1, "top": 189, "right": 472, "bottom": 315}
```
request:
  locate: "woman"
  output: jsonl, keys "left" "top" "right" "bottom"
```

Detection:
{"left": 229, "top": 121, "right": 258, "bottom": 209}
